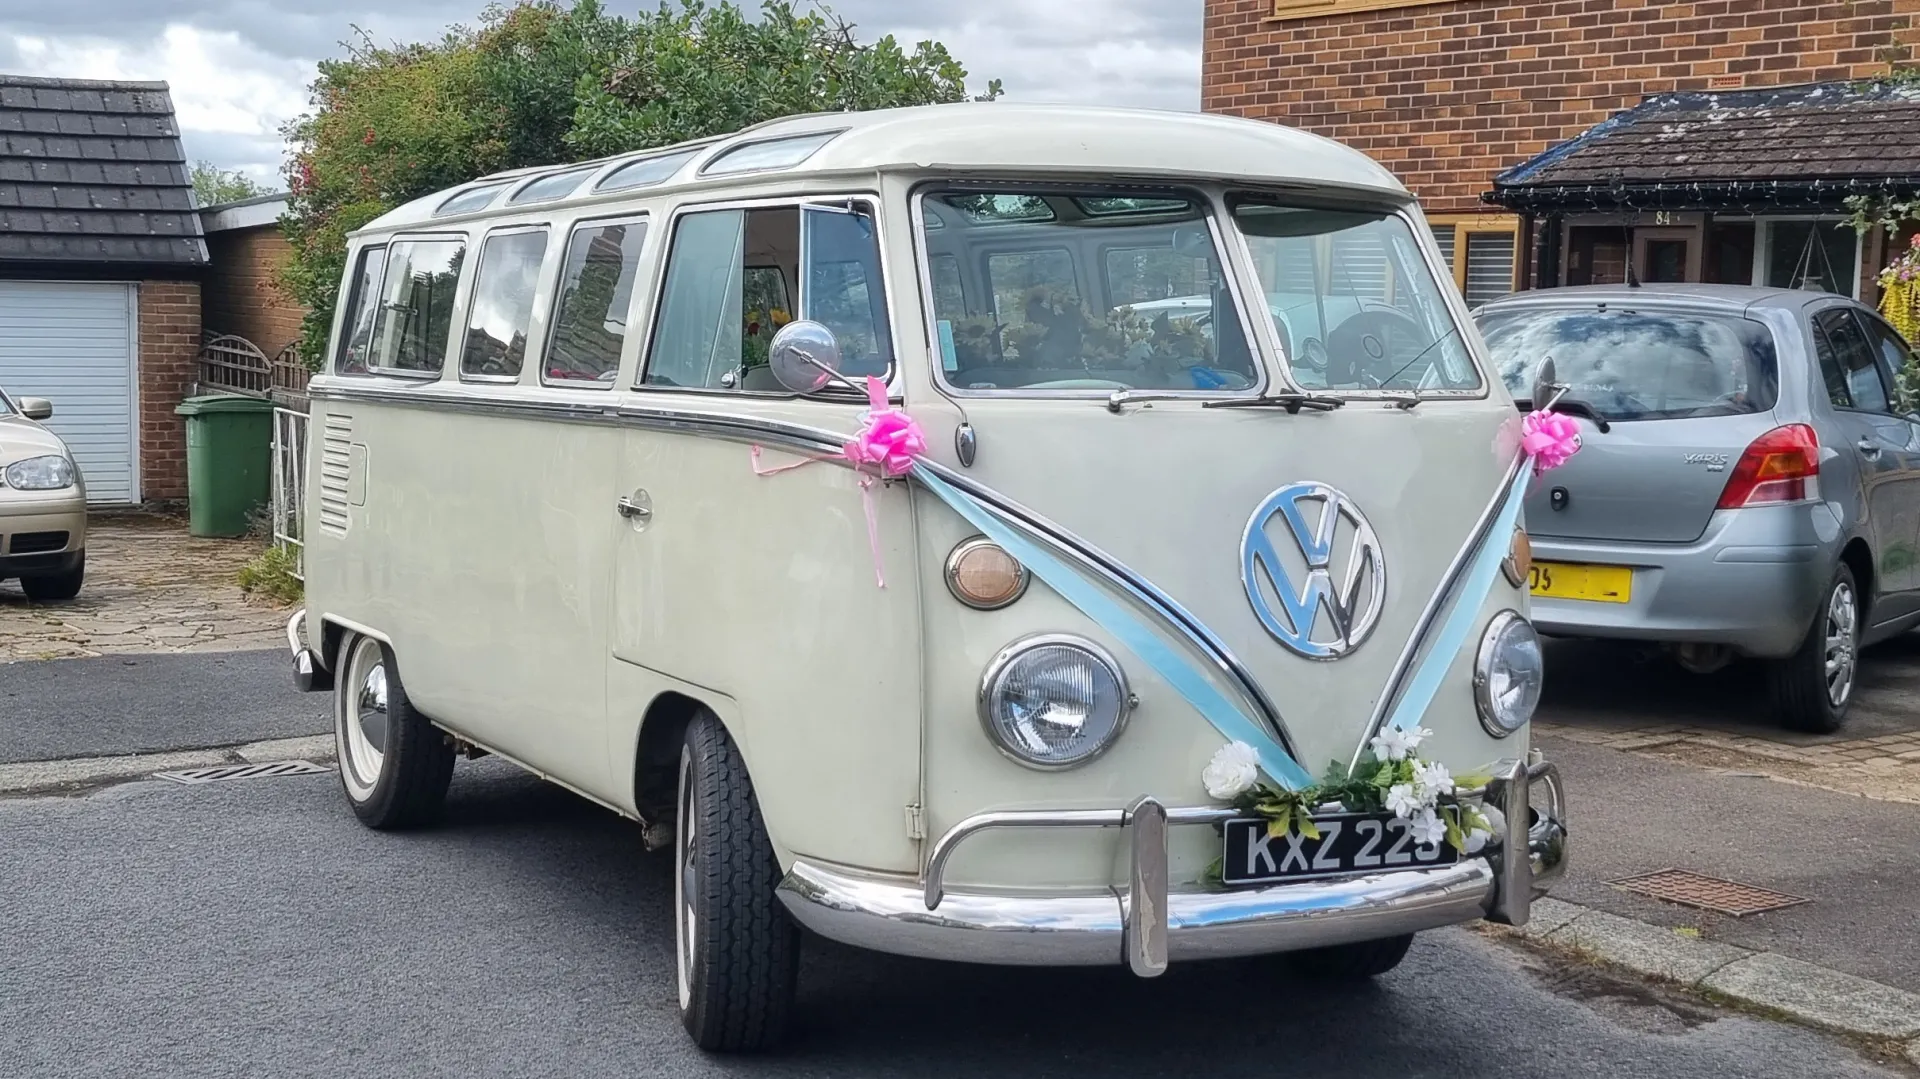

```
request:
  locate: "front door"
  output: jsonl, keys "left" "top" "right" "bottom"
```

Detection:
{"left": 1811, "top": 305, "right": 1920, "bottom": 625}
{"left": 1632, "top": 227, "right": 1699, "bottom": 284}
{"left": 603, "top": 196, "right": 924, "bottom": 873}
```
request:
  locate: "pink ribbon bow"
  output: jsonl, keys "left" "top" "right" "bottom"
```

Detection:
{"left": 751, "top": 376, "right": 928, "bottom": 587}
{"left": 1520, "top": 408, "right": 1582, "bottom": 475}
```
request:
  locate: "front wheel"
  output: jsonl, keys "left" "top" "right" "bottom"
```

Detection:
{"left": 1768, "top": 564, "right": 1859, "bottom": 734}
{"left": 675, "top": 711, "right": 799, "bottom": 1052}
{"left": 333, "top": 633, "right": 455, "bottom": 829}
{"left": 20, "top": 552, "right": 84, "bottom": 602}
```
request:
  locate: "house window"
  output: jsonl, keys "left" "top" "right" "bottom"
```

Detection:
{"left": 1760, "top": 220, "right": 1858, "bottom": 297}
{"left": 1428, "top": 216, "right": 1519, "bottom": 308}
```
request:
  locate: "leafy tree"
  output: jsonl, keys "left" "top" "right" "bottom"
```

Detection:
{"left": 190, "top": 160, "right": 268, "bottom": 207}
{"left": 280, "top": 0, "right": 998, "bottom": 363}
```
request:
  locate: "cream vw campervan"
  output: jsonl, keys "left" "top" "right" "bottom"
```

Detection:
{"left": 288, "top": 104, "right": 1568, "bottom": 1052}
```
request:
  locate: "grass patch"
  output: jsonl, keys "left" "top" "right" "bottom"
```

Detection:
{"left": 237, "top": 544, "right": 303, "bottom": 606}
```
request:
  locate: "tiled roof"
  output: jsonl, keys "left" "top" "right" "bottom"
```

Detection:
{"left": 1488, "top": 81, "right": 1920, "bottom": 208}
{"left": 0, "top": 75, "right": 207, "bottom": 267}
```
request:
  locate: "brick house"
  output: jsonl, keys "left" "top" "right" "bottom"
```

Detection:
{"left": 1202, "top": 0, "right": 1920, "bottom": 304}
{"left": 0, "top": 74, "right": 204, "bottom": 505}
{"left": 199, "top": 192, "right": 305, "bottom": 356}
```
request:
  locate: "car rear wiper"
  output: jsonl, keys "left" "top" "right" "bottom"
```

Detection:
{"left": 1515, "top": 394, "right": 1611, "bottom": 434}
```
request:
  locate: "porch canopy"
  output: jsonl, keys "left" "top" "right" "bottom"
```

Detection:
{"left": 1484, "top": 80, "right": 1920, "bottom": 217}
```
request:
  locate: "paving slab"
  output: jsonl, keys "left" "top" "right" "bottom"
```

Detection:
{"left": 1548, "top": 909, "right": 1751, "bottom": 984}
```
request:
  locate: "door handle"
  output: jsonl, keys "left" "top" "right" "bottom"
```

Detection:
{"left": 616, "top": 493, "right": 652, "bottom": 520}
{"left": 1857, "top": 437, "right": 1883, "bottom": 459}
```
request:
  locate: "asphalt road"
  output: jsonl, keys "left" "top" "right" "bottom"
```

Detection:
{"left": 0, "top": 764, "right": 1904, "bottom": 1079}
{"left": 0, "top": 650, "right": 326, "bottom": 763}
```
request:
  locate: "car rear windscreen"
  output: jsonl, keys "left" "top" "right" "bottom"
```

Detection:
{"left": 1477, "top": 307, "right": 1779, "bottom": 420}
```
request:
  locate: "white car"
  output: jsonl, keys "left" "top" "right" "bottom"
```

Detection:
{"left": 0, "top": 386, "right": 86, "bottom": 601}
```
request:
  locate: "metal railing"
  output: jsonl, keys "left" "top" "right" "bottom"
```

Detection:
{"left": 272, "top": 405, "right": 308, "bottom": 580}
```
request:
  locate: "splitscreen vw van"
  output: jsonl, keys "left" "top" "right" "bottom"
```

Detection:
{"left": 287, "top": 103, "right": 1567, "bottom": 1051}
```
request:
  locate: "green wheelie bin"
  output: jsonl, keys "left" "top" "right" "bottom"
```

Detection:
{"left": 174, "top": 394, "right": 275, "bottom": 538}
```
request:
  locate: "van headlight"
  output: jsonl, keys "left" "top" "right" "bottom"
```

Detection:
{"left": 1474, "top": 611, "right": 1543, "bottom": 736}
{"left": 979, "top": 635, "right": 1132, "bottom": 769}
{"left": 4, "top": 455, "right": 76, "bottom": 491}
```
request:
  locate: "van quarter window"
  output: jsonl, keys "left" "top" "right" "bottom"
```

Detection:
{"left": 644, "top": 201, "right": 892, "bottom": 391}
{"left": 336, "top": 244, "right": 386, "bottom": 374}
{"left": 918, "top": 189, "right": 1258, "bottom": 393}
{"left": 365, "top": 238, "right": 465, "bottom": 375}
{"left": 545, "top": 218, "right": 649, "bottom": 387}
{"left": 460, "top": 229, "right": 549, "bottom": 381}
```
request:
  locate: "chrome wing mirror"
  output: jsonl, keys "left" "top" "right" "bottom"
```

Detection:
{"left": 768, "top": 320, "right": 848, "bottom": 394}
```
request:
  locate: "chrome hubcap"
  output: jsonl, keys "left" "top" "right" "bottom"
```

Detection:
{"left": 339, "top": 639, "right": 389, "bottom": 796}
{"left": 674, "top": 745, "right": 696, "bottom": 1010}
{"left": 1824, "top": 582, "right": 1858, "bottom": 708}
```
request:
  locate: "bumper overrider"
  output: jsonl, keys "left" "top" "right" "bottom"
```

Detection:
{"left": 777, "top": 757, "right": 1566, "bottom": 975}
{"left": 286, "top": 609, "right": 334, "bottom": 693}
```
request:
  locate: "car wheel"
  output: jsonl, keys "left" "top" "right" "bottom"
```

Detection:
{"left": 675, "top": 710, "right": 799, "bottom": 1052}
{"left": 20, "top": 552, "right": 84, "bottom": 602}
{"left": 1769, "top": 563, "right": 1858, "bottom": 734}
{"left": 1285, "top": 933, "right": 1415, "bottom": 979}
{"left": 334, "top": 633, "right": 455, "bottom": 829}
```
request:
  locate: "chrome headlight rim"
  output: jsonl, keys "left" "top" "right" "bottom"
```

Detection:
{"left": 977, "top": 633, "right": 1133, "bottom": 771}
{"left": 3, "top": 454, "right": 77, "bottom": 491}
{"left": 944, "top": 536, "right": 1030, "bottom": 610}
{"left": 1474, "top": 610, "right": 1542, "bottom": 737}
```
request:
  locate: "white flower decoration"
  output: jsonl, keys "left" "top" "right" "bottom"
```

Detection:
{"left": 1202, "top": 741, "right": 1261, "bottom": 800}
{"left": 1409, "top": 808, "right": 1447, "bottom": 848}
{"left": 1412, "top": 760, "right": 1455, "bottom": 800}
{"left": 1384, "top": 782, "right": 1422, "bottom": 819}
{"left": 1369, "top": 725, "right": 1431, "bottom": 762}
{"left": 1464, "top": 825, "right": 1494, "bottom": 854}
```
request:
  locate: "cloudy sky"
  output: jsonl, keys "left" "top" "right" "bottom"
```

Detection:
{"left": 0, "top": 1, "right": 1204, "bottom": 189}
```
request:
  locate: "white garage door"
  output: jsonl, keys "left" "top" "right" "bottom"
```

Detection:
{"left": 0, "top": 282, "right": 137, "bottom": 504}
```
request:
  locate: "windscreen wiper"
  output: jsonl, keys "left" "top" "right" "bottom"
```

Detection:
{"left": 1200, "top": 392, "right": 1346, "bottom": 413}
{"left": 1516, "top": 395, "right": 1611, "bottom": 434}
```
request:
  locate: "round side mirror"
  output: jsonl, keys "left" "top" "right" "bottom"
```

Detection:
{"left": 1529, "top": 357, "right": 1559, "bottom": 411}
{"left": 768, "top": 320, "right": 843, "bottom": 394}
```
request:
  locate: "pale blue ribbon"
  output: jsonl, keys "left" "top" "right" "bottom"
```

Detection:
{"left": 1380, "top": 463, "right": 1533, "bottom": 734}
{"left": 911, "top": 459, "right": 1531, "bottom": 787}
{"left": 914, "top": 465, "right": 1316, "bottom": 790}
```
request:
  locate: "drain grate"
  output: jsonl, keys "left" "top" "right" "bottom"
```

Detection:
{"left": 1609, "top": 868, "right": 1810, "bottom": 917}
{"left": 153, "top": 760, "right": 333, "bottom": 785}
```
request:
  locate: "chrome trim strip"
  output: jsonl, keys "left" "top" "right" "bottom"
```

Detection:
{"left": 1347, "top": 452, "right": 1526, "bottom": 773}
{"left": 310, "top": 381, "right": 1296, "bottom": 755}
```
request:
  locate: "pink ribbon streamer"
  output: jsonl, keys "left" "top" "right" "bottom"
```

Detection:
{"left": 750, "top": 376, "right": 929, "bottom": 588}
{"left": 1520, "top": 408, "right": 1582, "bottom": 475}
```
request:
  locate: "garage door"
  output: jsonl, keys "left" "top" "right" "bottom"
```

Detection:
{"left": 0, "top": 282, "right": 137, "bottom": 504}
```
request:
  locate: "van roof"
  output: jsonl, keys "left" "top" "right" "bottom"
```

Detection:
{"left": 358, "top": 103, "right": 1410, "bottom": 235}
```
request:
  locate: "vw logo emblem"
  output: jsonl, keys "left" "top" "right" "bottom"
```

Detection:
{"left": 1241, "top": 482, "right": 1387, "bottom": 660}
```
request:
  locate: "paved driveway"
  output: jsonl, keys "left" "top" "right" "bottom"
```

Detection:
{"left": 0, "top": 514, "right": 288, "bottom": 662}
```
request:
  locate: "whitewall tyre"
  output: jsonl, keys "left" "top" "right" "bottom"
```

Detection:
{"left": 674, "top": 711, "right": 799, "bottom": 1052}
{"left": 334, "top": 633, "right": 455, "bottom": 829}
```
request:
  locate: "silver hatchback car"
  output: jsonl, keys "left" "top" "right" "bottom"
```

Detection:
{"left": 1475, "top": 284, "right": 1920, "bottom": 733}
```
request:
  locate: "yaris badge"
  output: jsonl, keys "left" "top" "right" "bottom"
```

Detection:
{"left": 1241, "top": 482, "right": 1386, "bottom": 660}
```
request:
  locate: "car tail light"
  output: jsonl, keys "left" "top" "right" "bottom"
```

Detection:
{"left": 1717, "top": 424, "right": 1820, "bottom": 509}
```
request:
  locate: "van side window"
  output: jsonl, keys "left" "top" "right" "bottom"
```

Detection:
{"left": 645, "top": 202, "right": 892, "bottom": 391}
{"left": 460, "top": 229, "right": 548, "bottom": 380}
{"left": 336, "top": 244, "right": 386, "bottom": 375}
{"left": 366, "top": 239, "right": 465, "bottom": 375}
{"left": 546, "top": 218, "right": 649, "bottom": 386}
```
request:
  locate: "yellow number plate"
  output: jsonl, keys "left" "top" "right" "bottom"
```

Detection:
{"left": 1528, "top": 561, "right": 1632, "bottom": 603}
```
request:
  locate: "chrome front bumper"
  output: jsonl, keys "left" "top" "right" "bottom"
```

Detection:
{"left": 777, "top": 757, "right": 1566, "bottom": 975}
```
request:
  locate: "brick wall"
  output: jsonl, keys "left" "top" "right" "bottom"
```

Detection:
{"left": 1204, "top": 0, "right": 1920, "bottom": 214}
{"left": 137, "top": 280, "right": 201, "bottom": 502}
{"left": 202, "top": 225, "right": 305, "bottom": 353}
